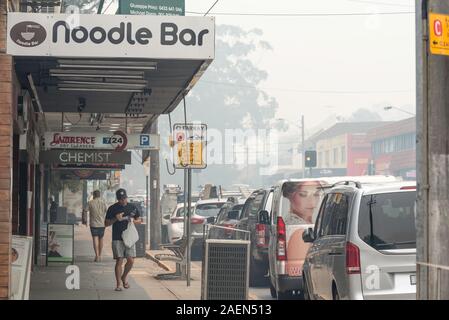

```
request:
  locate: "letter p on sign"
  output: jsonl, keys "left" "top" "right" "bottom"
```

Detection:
{"left": 140, "top": 135, "right": 149, "bottom": 146}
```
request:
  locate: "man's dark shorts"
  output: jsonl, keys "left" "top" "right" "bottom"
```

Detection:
{"left": 90, "top": 227, "right": 105, "bottom": 238}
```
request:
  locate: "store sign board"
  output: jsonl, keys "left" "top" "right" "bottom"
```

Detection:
{"left": 40, "top": 150, "right": 132, "bottom": 164}
{"left": 10, "top": 236, "right": 33, "bottom": 300}
{"left": 43, "top": 131, "right": 160, "bottom": 151}
{"left": 173, "top": 123, "right": 207, "bottom": 169}
{"left": 7, "top": 13, "right": 214, "bottom": 60}
{"left": 60, "top": 170, "right": 109, "bottom": 180}
{"left": 47, "top": 224, "right": 74, "bottom": 264}
{"left": 53, "top": 163, "right": 125, "bottom": 170}
{"left": 119, "top": 0, "right": 185, "bottom": 16}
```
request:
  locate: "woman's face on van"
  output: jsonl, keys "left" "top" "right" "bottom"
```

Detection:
{"left": 289, "top": 181, "right": 322, "bottom": 222}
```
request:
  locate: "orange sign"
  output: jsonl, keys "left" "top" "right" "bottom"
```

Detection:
{"left": 429, "top": 12, "right": 449, "bottom": 56}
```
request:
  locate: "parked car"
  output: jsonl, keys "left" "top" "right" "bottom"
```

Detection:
{"left": 302, "top": 180, "right": 417, "bottom": 300}
{"left": 191, "top": 198, "right": 228, "bottom": 259}
{"left": 234, "top": 188, "right": 274, "bottom": 287}
{"left": 165, "top": 203, "right": 195, "bottom": 244}
{"left": 208, "top": 199, "right": 246, "bottom": 240}
{"left": 262, "top": 176, "right": 399, "bottom": 299}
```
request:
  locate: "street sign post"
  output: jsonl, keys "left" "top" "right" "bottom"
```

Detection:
{"left": 173, "top": 123, "right": 207, "bottom": 287}
{"left": 173, "top": 123, "right": 207, "bottom": 169}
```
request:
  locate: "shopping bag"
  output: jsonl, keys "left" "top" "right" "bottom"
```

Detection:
{"left": 122, "top": 220, "right": 139, "bottom": 248}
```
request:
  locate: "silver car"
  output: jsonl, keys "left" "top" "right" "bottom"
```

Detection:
{"left": 302, "top": 181, "right": 417, "bottom": 300}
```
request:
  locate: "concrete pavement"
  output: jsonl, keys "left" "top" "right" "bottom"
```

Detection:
{"left": 30, "top": 224, "right": 201, "bottom": 300}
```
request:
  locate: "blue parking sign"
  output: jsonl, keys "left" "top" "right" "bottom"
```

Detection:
{"left": 140, "top": 135, "right": 150, "bottom": 146}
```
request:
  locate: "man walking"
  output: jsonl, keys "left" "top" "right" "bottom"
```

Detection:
{"left": 82, "top": 190, "right": 107, "bottom": 262}
{"left": 105, "top": 188, "right": 141, "bottom": 291}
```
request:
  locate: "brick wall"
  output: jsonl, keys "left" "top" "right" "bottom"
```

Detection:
{"left": 0, "top": 1, "right": 13, "bottom": 300}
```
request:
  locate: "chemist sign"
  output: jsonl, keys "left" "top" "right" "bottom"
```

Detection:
{"left": 173, "top": 123, "right": 207, "bottom": 169}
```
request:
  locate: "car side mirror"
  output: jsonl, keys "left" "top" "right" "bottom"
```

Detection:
{"left": 207, "top": 216, "right": 215, "bottom": 224}
{"left": 163, "top": 214, "right": 170, "bottom": 220}
{"left": 227, "top": 210, "right": 240, "bottom": 220}
{"left": 302, "top": 227, "right": 315, "bottom": 243}
{"left": 258, "top": 210, "right": 270, "bottom": 224}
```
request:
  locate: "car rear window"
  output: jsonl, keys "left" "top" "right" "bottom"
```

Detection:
{"left": 358, "top": 191, "right": 416, "bottom": 250}
{"left": 195, "top": 203, "right": 225, "bottom": 217}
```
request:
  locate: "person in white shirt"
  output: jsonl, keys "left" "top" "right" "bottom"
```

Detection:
{"left": 82, "top": 190, "right": 107, "bottom": 262}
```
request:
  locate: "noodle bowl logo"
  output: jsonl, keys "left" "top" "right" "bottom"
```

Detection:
{"left": 10, "top": 21, "right": 47, "bottom": 47}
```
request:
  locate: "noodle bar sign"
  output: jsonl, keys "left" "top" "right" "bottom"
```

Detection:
{"left": 40, "top": 150, "right": 132, "bottom": 165}
{"left": 7, "top": 13, "right": 214, "bottom": 59}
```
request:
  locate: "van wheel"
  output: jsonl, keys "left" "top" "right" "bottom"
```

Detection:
{"left": 269, "top": 283, "right": 277, "bottom": 298}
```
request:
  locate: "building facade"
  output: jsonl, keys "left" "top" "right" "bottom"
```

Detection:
{"left": 367, "top": 117, "right": 416, "bottom": 180}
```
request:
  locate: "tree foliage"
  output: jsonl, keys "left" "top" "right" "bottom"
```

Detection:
{"left": 159, "top": 25, "right": 280, "bottom": 188}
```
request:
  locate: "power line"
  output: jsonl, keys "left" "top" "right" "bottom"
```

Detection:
{"left": 345, "top": 0, "right": 413, "bottom": 8}
{"left": 186, "top": 11, "right": 414, "bottom": 17}
{"left": 200, "top": 80, "right": 413, "bottom": 95}
{"left": 204, "top": 0, "right": 220, "bottom": 16}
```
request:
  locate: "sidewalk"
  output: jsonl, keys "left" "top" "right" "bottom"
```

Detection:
{"left": 30, "top": 225, "right": 201, "bottom": 300}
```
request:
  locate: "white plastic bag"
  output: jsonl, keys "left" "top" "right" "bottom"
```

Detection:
{"left": 122, "top": 220, "right": 139, "bottom": 248}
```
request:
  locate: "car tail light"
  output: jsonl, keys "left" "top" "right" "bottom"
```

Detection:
{"left": 346, "top": 242, "right": 361, "bottom": 274}
{"left": 400, "top": 186, "right": 416, "bottom": 190}
{"left": 276, "top": 217, "right": 287, "bottom": 261}
{"left": 170, "top": 217, "right": 184, "bottom": 224}
{"left": 256, "top": 223, "right": 267, "bottom": 247}
{"left": 191, "top": 217, "right": 205, "bottom": 225}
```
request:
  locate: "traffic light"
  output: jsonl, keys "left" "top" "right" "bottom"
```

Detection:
{"left": 305, "top": 150, "right": 317, "bottom": 168}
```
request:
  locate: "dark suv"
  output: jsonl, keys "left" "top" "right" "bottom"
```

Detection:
{"left": 235, "top": 188, "right": 274, "bottom": 286}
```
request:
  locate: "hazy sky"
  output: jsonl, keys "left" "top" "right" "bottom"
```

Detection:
{"left": 185, "top": 0, "right": 416, "bottom": 129}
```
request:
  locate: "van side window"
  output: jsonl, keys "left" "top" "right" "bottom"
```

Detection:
{"left": 240, "top": 197, "right": 254, "bottom": 219}
{"left": 271, "top": 187, "right": 281, "bottom": 224}
{"left": 328, "top": 193, "right": 350, "bottom": 235}
{"left": 318, "top": 194, "right": 336, "bottom": 237}
{"left": 265, "top": 191, "right": 274, "bottom": 217}
{"left": 314, "top": 194, "right": 329, "bottom": 238}
{"left": 250, "top": 193, "right": 265, "bottom": 216}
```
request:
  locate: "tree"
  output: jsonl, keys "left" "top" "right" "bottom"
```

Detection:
{"left": 347, "top": 108, "right": 382, "bottom": 122}
{"left": 159, "top": 25, "right": 280, "bottom": 188}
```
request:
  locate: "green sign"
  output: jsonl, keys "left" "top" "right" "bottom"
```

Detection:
{"left": 119, "top": 0, "right": 185, "bottom": 16}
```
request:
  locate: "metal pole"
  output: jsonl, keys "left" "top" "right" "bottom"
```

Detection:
{"left": 301, "top": 115, "right": 305, "bottom": 178}
{"left": 416, "top": 0, "right": 428, "bottom": 299}
{"left": 183, "top": 169, "right": 187, "bottom": 239}
{"left": 186, "top": 168, "right": 192, "bottom": 287}
{"left": 146, "top": 174, "right": 149, "bottom": 246}
{"left": 149, "top": 119, "right": 161, "bottom": 250}
{"left": 417, "top": 0, "right": 449, "bottom": 299}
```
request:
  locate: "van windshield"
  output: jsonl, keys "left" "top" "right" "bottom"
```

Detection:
{"left": 358, "top": 191, "right": 417, "bottom": 250}
{"left": 280, "top": 181, "right": 325, "bottom": 225}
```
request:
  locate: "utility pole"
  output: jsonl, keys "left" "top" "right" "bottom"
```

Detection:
{"left": 149, "top": 119, "right": 161, "bottom": 250}
{"left": 416, "top": 0, "right": 449, "bottom": 299}
{"left": 301, "top": 115, "right": 305, "bottom": 178}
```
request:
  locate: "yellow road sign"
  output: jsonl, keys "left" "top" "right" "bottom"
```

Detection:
{"left": 429, "top": 12, "right": 449, "bottom": 56}
{"left": 173, "top": 123, "right": 207, "bottom": 169}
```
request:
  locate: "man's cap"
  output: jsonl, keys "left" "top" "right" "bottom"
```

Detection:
{"left": 116, "top": 188, "right": 128, "bottom": 200}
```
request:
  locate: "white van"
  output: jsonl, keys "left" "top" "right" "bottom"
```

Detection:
{"left": 263, "top": 176, "right": 399, "bottom": 299}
